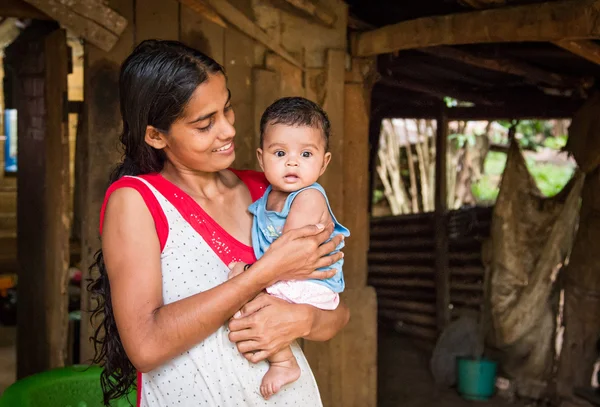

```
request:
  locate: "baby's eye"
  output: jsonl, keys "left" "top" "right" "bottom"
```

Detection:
{"left": 301, "top": 151, "right": 312, "bottom": 158}
{"left": 275, "top": 151, "right": 285, "bottom": 157}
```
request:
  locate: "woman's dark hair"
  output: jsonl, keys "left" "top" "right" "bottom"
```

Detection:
{"left": 87, "top": 39, "right": 224, "bottom": 405}
{"left": 259, "top": 96, "right": 331, "bottom": 151}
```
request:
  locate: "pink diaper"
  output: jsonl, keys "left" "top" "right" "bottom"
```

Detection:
{"left": 266, "top": 280, "right": 340, "bottom": 310}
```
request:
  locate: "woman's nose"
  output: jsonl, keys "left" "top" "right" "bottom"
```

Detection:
{"left": 219, "top": 117, "right": 236, "bottom": 139}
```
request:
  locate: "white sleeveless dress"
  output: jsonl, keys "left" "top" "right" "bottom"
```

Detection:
{"left": 100, "top": 170, "right": 323, "bottom": 407}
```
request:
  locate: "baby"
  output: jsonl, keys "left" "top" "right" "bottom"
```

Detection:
{"left": 238, "top": 96, "right": 349, "bottom": 399}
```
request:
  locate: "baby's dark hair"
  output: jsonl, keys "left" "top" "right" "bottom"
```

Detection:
{"left": 259, "top": 96, "right": 331, "bottom": 150}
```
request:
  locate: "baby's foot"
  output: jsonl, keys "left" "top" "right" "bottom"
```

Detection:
{"left": 260, "top": 357, "right": 301, "bottom": 399}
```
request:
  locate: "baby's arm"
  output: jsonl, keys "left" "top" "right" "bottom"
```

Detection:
{"left": 229, "top": 189, "right": 330, "bottom": 280}
{"left": 283, "top": 188, "right": 331, "bottom": 233}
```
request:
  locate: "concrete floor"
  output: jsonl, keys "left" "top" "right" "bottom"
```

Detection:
{"left": 0, "top": 326, "right": 15, "bottom": 396}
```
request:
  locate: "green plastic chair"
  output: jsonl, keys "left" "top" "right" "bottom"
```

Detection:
{"left": 0, "top": 365, "right": 136, "bottom": 407}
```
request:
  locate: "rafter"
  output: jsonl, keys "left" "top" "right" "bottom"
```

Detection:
{"left": 202, "top": 0, "right": 303, "bottom": 69}
{"left": 419, "top": 46, "right": 592, "bottom": 89}
{"left": 377, "top": 75, "right": 495, "bottom": 106}
{"left": 177, "top": 0, "right": 227, "bottom": 28}
{"left": 351, "top": 0, "right": 600, "bottom": 57}
{"left": 556, "top": 40, "right": 600, "bottom": 66}
{"left": 22, "top": 0, "right": 127, "bottom": 52}
{"left": 281, "top": 0, "right": 337, "bottom": 27}
{"left": 0, "top": 0, "right": 49, "bottom": 20}
{"left": 460, "top": 0, "right": 600, "bottom": 68}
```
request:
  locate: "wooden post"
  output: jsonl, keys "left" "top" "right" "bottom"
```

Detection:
{"left": 434, "top": 102, "right": 450, "bottom": 332}
{"left": 79, "top": 0, "right": 134, "bottom": 363}
{"left": 318, "top": 49, "right": 346, "bottom": 219}
{"left": 303, "top": 54, "right": 378, "bottom": 407}
{"left": 225, "top": 19, "right": 256, "bottom": 171}
{"left": 5, "top": 21, "right": 70, "bottom": 378}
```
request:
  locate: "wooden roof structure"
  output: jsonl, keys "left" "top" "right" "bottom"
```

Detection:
{"left": 347, "top": 0, "right": 600, "bottom": 119}
{"left": 3, "top": 0, "right": 598, "bottom": 118}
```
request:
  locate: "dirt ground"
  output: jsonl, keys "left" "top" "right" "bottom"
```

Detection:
{"left": 1, "top": 323, "right": 526, "bottom": 406}
{"left": 0, "top": 326, "right": 15, "bottom": 396}
{"left": 378, "top": 324, "right": 523, "bottom": 407}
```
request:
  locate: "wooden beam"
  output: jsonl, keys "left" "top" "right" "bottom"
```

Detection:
{"left": 419, "top": 46, "right": 592, "bottom": 89}
{"left": 281, "top": 0, "right": 336, "bottom": 27}
{"left": 22, "top": 0, "right": 120, "bottom": 52}
{"left": 0, "top": 0, "right": 49, "bottom": 19}
{"left": 556, "top": 39, "right": 600, "bottom": 66}
{"left": 176, "top": 0, "right": 227, "bottom": 28}
{"left": 0, "top": 18, "right": 21, "bottom": 48}
{"left": 351, "top": 0, "right": 600, "bottom": 57}
{"left": 460, "top": 0, "right": 600, "bottom": 68}
{"left": 434, "top": 103, "right": 450, "bottom": 333}
{"left": 378, "top": 75, "right": 496, "bottom": 106}
{"left": 373, "top": 98, "right": 581, "bottom": 120}
{"left": 53, "top": 0, "right": 128, "bottom": 36}
{"left": 203, "top": 0, "right": 303, "bottom": 68}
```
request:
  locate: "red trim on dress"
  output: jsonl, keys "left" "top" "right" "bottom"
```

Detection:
{"left": 98, "top": 170, "right": 268, "bottom": 406}
{"left": 99, "top": 177, "right": 169, "bottom": 251}
{"left": 137, "top": 169, "right": 267, "bottom": 266}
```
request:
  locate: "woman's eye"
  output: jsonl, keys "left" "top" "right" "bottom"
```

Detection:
{"left": 275, "top": 151, "right": 285, "bottom": 157}
{"left": 224, "top": 104, "right": 233, "bottom": 113}
{"left": 197, "top": 120, "right": 214, "bottom": 132}
{"left": 302, "top": 151, "right": 312, "bottom": 158}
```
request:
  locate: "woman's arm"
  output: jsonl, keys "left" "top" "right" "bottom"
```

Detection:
{"left": 304, "top": 299, "right": 350, "bottom": 341}
{"left": 103, "top": 188, "right": 341, "bottom": 372}
{"left": 228, "top": 293, "right": 350, "bottom": 363}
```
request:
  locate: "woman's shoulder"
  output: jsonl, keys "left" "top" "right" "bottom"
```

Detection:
{"left": 228, "top": 169, "right": 269, "bottom": 202}
{"left": 100, "top": 176, "right": 168, "bottom": 249}
{"left": 229, "top": 169, "right": 268, "bottom": 185}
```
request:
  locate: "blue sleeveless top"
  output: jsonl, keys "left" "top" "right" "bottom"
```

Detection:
{"left": 248, "top": 183, "right": 350, "bottom": 293}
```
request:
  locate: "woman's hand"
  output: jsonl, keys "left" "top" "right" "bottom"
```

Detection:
{"left": 228, "top": 293, "right": 313, "bottom": 363}
{"left": 257, "top": 223, "right": 344, "bottom": 286}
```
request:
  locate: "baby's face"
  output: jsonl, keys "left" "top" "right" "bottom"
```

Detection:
{"left": 257, "top": 123, "right": 331, "bottom": 193}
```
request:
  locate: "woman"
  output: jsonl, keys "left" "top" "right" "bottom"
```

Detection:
{"left": 89, "top": 39, "right": 349, "bottom": 407}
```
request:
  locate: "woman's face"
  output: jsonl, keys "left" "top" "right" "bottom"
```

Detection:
{"left": 149, "top": 72, "right": 236, "bottom": 173}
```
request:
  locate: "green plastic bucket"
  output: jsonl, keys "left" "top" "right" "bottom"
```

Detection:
{"left": 457, "top": 357, "right": 497, "bottom": 401}
{"left": 0, "top": 365, "right": 136, "bottom": 407}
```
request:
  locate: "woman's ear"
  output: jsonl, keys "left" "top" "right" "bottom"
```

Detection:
{"left": 319, "top": 152, "right": 332, "bottom": 176}
{"left": 144, "top": 126, "right": 167, "bottom": 150}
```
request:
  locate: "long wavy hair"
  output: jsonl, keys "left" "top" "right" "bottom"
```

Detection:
{"left": 87, "top": 39, "right": 224, "bottom": 405}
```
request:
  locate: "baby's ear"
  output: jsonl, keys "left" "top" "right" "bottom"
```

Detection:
{"left": 320, "top": 152, "right": 332, "bottom": 176}
{"left": 256, "top": 148, "right": 265, "bottom": 171}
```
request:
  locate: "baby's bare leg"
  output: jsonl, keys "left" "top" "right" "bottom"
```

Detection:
{"left": 260, "top": 346, "right": 301, "bottom": 399}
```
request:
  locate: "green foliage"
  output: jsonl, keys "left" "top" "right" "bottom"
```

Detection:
{"left": 471, "top": 151, "right": 575, "bottom": 203}
{"left": 496, "top": 120, "right": 558, "bottom": 150}
{"left": 449, "top": 132, "right": 476, "bottom": 149}
{"left": 372, "top": 189, "right": 385, "bottom": 205}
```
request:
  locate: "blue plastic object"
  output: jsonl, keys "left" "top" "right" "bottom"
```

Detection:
{"left": 457, "top": 357, "right": 498, "bottom": 401}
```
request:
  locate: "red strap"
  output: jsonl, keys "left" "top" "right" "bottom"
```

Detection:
{"left": 99, "top": 177, "right": 169, "bottom": 252}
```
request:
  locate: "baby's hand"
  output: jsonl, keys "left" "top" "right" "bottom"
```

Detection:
{"left": 228, "top": 262, "right": 248, "bottom": 280}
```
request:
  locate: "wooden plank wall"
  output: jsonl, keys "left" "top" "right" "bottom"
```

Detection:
{"left": 369, "top": 207, "right": 492, "bottom": 341}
